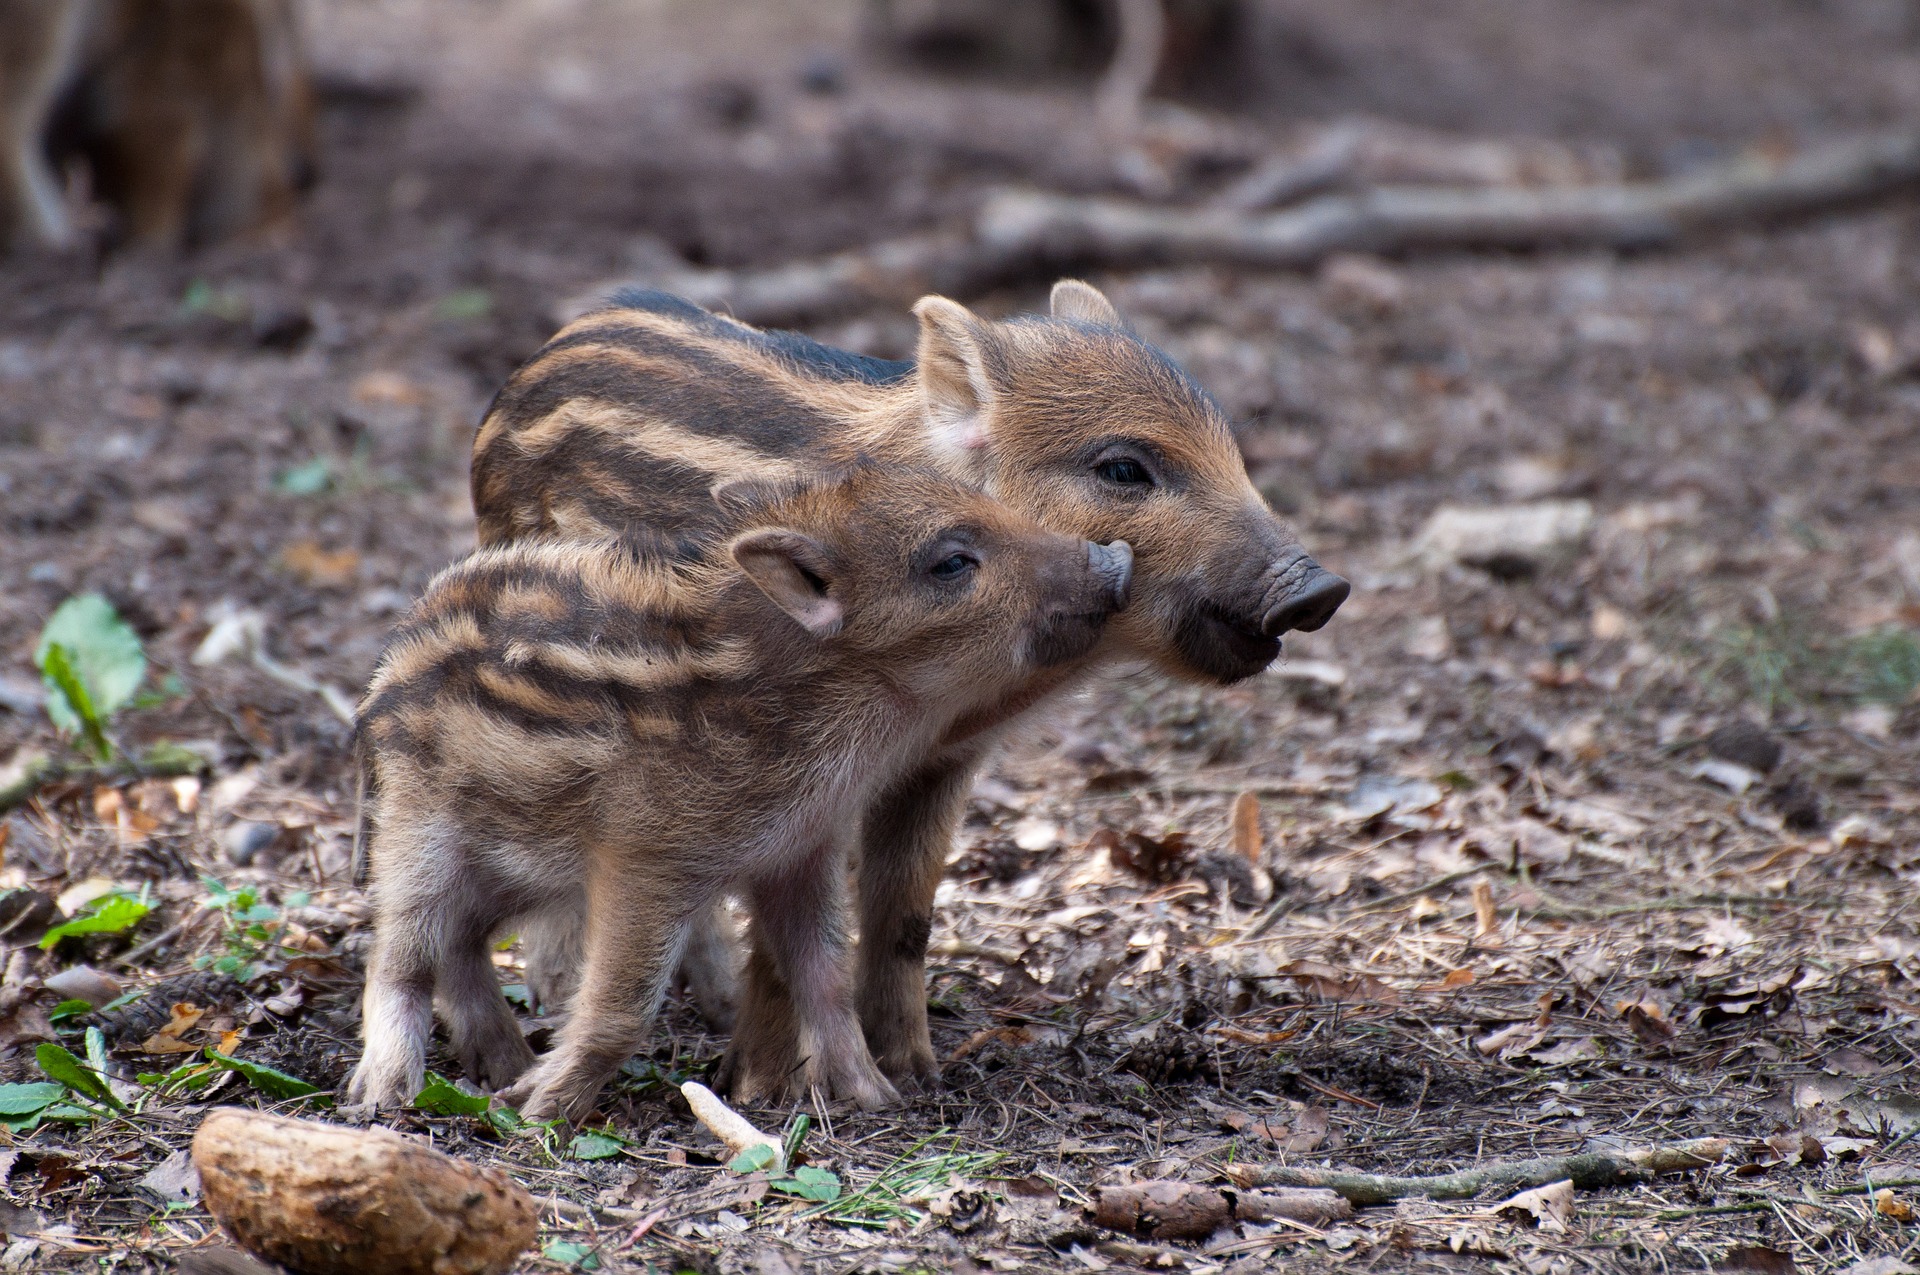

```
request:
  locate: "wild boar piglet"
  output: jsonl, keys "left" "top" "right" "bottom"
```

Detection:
{"left": 346, "top": 465, "right": 1133, "bottom": 1121}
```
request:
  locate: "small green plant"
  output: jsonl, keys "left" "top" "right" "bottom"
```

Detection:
{"left": 803, "top": 1136, "right": 996, "bottom": 1228}
{"left": 274, "top": 456, "right": 334, "bottom": 496}
{"left": 198, "top": 877, "right": 308, "bottom": 979}
{"left": 204, "top": 1050, "right": 320, "bottom": 1100}
{"left": 22, "top": 1030, "right": 124, "bottom": 1128}
{"left": 1703, "top": 612, "right": 1920, "bottom": 714}
{"left": 541, "top": 1240, "right": 602, "bottom": 1270}
{"left": 35, "top": 595, "right": 147, "bottom": 762}
{"left": 180, "top": 279, "right": 249, "bottom": 321}
{"left": 434, "top": 287, "right": 493, "bottom": 321}
{"left": 411, "top": 1072, "right": 525, "bottom": 1136}
{"left": 39, "top": 887, "right": 151, "bottom": 950}
{"left": 1849, "top": 626, "right": 1920, "bottom": 705}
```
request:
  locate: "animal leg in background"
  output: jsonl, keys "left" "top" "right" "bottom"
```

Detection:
{"left": 0, "top": 0, "right": 87, "bottom": 249}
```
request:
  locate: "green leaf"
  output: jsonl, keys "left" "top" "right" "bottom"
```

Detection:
{"left": 410, "top": 1073, "right": 490, "bottom": 1117}
{"left": 85, "top": 1026, "right": 108, "bottom": 1077}
{"left": 40, "top": 645, "right": 109, "bottom": 759}
{"left": 204, "top": 1050, "right": 319, "bottom": 1100}
{"left": 541, "top": 1240, "right": 601, "bottom": 1270}
{"left": 771, "top": 1164, "right": 841, "bottom": 1203}
{"left": 275, "top": 457, "right": 334, "bottom": 496}
{"left": 137, "top": 1061, "right": 219, "bottom": 1095}
{"left": 39, "top": 893, "right": 151, "bottom": 949}
{"left": 434, "top": 288, "right": 493, "bottom": 321}
{"left": 782, "top": 1112, "right": 811, "bottom": 1170}
{"left": 568, "top": 1131, "right": 625, "bottom": 1161}
{"left": 47, "top": 999, "right": 92, "bottom": 1025}
{"left": 0, "top": 1083, "right": 64, "bottom": 1118}
{"left": 34, "top": 1042, "right": 120, "bottom": 1108}
{"left": 35, "top": 595, "right": 147, "bottom": 739}
{"left": 729, "top": 1142, "right": 778, "bottom": 1174}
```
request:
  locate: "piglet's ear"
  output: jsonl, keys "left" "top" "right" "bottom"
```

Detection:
{"left": 912, "top": 295, "right": 996, "bottom": 462}
{"left": 731, "top": 529, "right": 844, "bottom": 637}
{"left": 1049, "top": 279, "right": 1120, "bottom": 326}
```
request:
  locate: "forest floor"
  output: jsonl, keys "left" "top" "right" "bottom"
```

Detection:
{"left": 1, "top": 1, "right": 1919, "bottom": 1271}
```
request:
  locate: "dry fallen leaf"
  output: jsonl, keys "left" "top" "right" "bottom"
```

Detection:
{"left": 1230, "top": 791, "right": 1262, "bottom": 864}
{"left": 1876, "top": 1189, "right": 1916, "bottom": 1223}
{"left": 1721, "top": 1245, "right": 1796, "bottom": 1274}
{"left": 1487, "top": 1178, "right": 1573, "bottom": 1232}
{"left": 1471, "top": 879, "right": 1498, "bottom": 937}
{"left": 1617, "top": 997, "right": 1678, "bottom": 1048}
{"left": 280, "top": 541, "right": 362, "bottom": 589}
{"left": 139, "top": 1002, "right": 207, "bottom": 1055}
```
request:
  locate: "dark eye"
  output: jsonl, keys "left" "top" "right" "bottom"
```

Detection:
{"left": 1096, "top": 457, "right": 1154, "bottom": 487}
{"left": 930, "top": 552, "right": 978, "bottom": 580}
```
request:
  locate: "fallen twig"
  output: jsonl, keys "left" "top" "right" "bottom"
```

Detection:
{"left": 976, "top": 131, "right": 1920, "bottom": 267}
{"left": 0, "top": 749, "right": 204, "bottom": 813}
{"left": 564, "top": 130, "right": 1920, "bottom": 327}
{"left": 1222, "top": 1136, "right": 1730, "bottom": 1205}
{"left": 1093, "top": 1181, "right": 1350, "bottom": 1242}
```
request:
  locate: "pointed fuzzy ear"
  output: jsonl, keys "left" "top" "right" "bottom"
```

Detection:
{"left": 912, "top": 295, "right": 996, "bottom": 459}
{"left": 1049, "top": 279, "right": 1120, "bottom": 326}
{"left": 731, "top": 529, "right": 844, "bottom": 637}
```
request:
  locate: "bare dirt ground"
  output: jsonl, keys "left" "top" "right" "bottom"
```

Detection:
{"left": 2, "top": 1, "right": 1920, "bottom": 1271}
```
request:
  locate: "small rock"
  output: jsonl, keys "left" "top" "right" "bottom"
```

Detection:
{"left": 193, "top": 1108, "right": 537, "bottom": 1275}
{"left": 1765, "top": 778, "right": 1824, "bottom": 833}
{"left": 1693, "top": 758, "right": 1760, "bottom": 795}
{"left": 0, "top": 888, "right": 61, "bottom": 945}
{"left": 138, "top": 1150, "right": 201, "bottom": 1206}
{"left": 43, "top": 966, "right": 122, "bottom": 1009}
{"left": 223, "top": 821, "right": 279, "bottom": 866}
{"left": 1706, "top": 720, "right": 1782, "bottom": 774}
{"left": 1844, "top": 704, "right": 1895, "bottom": 740}
{"left": 1412, "top": 500, "right": 1594, "bottom": 579}
{"left": 797, "top": 52, "right": 845, "bottom": 94}
{"left": 1320, "top": 253, "right": 1405, "bottom": 316}
{"left": 249, "top": 300, "right": 313, "bottom": 351}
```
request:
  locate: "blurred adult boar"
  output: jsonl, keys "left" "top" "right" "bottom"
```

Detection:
{"left": 0, "top": 0, "right": 315, "bottom": 252}
{"left": 471, "top": 280, "right": 1347, "bottom": 1095}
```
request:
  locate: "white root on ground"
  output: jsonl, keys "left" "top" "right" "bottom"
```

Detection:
{"left": 681, "top": 1080, "right": 785, "bottom": 1173}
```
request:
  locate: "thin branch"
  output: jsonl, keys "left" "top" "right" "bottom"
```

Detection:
{"left": 1221, "top": 1136, "right": 1730, "bottom": 1206}
{"left": 566, "top": 130, "right": 1920, "bottom": 328}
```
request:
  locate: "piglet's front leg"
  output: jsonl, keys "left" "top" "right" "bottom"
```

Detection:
{"left": 734, "top": 841, "right": 898, "bottom": 1111}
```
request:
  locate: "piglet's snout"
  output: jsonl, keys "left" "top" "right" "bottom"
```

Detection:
{"left": 1258, "top": 558, "right": 1348, "bottom": 637}
{"left": 1087, "top": 540, "right": 1134, "bottom": 613}
{"left": 1024, "top": 539, "right": 1133, "bottom": 668}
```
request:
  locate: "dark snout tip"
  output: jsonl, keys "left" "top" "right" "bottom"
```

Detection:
{"left": 1089, "top": 539, "right": 1134, "bottom": 611}
{"left": 1262, "top": 568, "right": 1349, "bottom": 636}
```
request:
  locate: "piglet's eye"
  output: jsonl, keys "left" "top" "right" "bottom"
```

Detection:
{"left": 1096, "top": 457, "right": 1153, "bottom": 487}
{"left": 930, "top": 552, "right": 978, "bottom": 580}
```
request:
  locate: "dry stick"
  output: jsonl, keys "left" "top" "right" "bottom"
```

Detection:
{"left": 573, "top": 129, "right": 1920, "bottom": 328}
{"left": 1210, "top": 124, "right": 1364, "bottom": 212}
{"left": 976, "top": 131, "right": 1920, "bottom": 267}
{"left": 0, "top": 750, "right": 203, "bottom": 813}
{"left": 1221, "top": 1136, "right": 1730, "bottom": 1206}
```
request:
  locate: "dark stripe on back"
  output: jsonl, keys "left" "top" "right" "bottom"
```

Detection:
{"left": 605, "top": 288, "right": 913, "bottom": 388}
